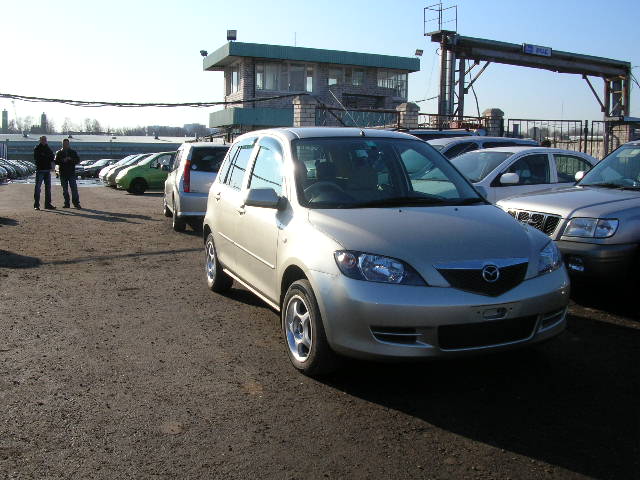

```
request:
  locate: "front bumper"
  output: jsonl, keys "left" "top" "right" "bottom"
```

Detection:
{"left": 310, "top": 267, "right": 570, "bottom": 360}
{"left": 556, "top": 240, "right": 637, "bottom": 279}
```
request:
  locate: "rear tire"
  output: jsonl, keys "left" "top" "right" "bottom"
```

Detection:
{"left": 172, "top": 198, "right": 186, "bottom": 232}
{"left": 282, "top": 280, "right": 339, "bottom": 376}
{"left": 205, "top": 233, "right": 233, "bottom": 293}
{"left": 163, "top": 197, "right": 172, "bottom": 217}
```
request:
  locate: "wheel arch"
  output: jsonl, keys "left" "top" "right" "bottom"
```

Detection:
{"left": 280, "top": 264, "right": 308, "bottom": 308}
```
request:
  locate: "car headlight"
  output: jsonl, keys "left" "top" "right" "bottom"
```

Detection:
{"left": 538, "top": 241, "right": 562, "bottom": 275}
{"left": 564, "top": 218, "right": 618, "bottom": 238}
{"left": 334, "top": 251, "right": 426, "bottom": 285}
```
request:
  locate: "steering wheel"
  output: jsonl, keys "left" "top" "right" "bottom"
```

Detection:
{"left": 304, "top": 181, "right": 352, "bottom": 201}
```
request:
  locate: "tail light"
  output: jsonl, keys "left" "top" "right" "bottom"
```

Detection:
{"left": 183, "top": 159, "right": 191, "bottom": 193}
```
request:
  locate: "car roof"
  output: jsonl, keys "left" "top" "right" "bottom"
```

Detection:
{"left": 236, "top": 127, "right": 419, "bottom": 143}
{"left": 466, "top": 146, "right": 596, "bottom": 158}
{"left": 427, "top": 136, "right": 537, "bottom": 146}
{"left": 182, "top": 142, "right": 229, "bottom": 148}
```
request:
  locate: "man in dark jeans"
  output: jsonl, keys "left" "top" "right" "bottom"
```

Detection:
{"left": 55, "top": 139, "right": 82, "bottom": 209}
{"left": 33, "top": 136, "right": 56, "bottom": 210}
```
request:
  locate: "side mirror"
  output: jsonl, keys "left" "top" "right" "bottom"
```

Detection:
{"left": 575, "top": 171, "right": 585, "bottom": 182}
{"left": 245, "top": 188, "right": 286, "bottom": 210}
{"left": 500, "top": 172, "right": 520, "bottom": 185}
{"left": 160, "top": 164, "right": 170, "bottom": 172}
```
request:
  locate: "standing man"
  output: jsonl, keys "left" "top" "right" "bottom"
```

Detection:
{"left": 55, "top": 138, "right": 82, "bottom": 209}
{"left": 33, "top": 136, "right": 56, "bottom": 210}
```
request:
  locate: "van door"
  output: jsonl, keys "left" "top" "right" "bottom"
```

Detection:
{"left": 213, "top": 138, "right": 258, "bottom": 270}
{"left": 233, "top": 136, "right": 285, "bottom": 301}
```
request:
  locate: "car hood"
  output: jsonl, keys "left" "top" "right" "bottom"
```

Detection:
{"left": 308, "top": 205, "right": 547, "bottom": 286}
{"left": 498, "top": 186, "right": 640, "bottom": 218}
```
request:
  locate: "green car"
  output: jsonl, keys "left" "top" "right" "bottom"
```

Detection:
{"left": 115, "top": 151, "right": 176, "bottom": 194}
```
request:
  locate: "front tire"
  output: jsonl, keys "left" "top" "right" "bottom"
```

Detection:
{"left": 205, "top": 234, "right": 233, "bottom": 293}
{"left": 282, "top": 280, "right": 339, "bottom": 376}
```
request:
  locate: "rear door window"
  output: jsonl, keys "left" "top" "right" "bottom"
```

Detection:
{"left": 190, "top": 147, "right": 228, "bottom": 173}
{"left": 506, "top": 154, "right": 551, "bottom": 185}
{"left": 554, "top": 154, "right": 591, "bottom": 182}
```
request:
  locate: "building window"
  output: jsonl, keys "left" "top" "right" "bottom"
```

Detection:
{"left": 328, "top": 68, "right": 344, "bottom": 86}
{"left": 255, "top": 62, "right": 314, "bottom": 92}
{"left": 227, "top": 65, "right": 240, "bottom": 95}
{"left": 328, "top": 67, "right": 365, "bottom": 87}
{"left": 377, "top": 70, "right": 407, "bottom": 99}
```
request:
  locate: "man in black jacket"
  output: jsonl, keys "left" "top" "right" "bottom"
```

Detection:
{"left": 33, "top": 136, "right": 56, "bottom": 210}
{"left": 55, "top": 139, "right": 81, "bottom": 209}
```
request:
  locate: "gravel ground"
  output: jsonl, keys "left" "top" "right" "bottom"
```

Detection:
{"left": 0, "top": 183, "right": 638, "bottom": 480}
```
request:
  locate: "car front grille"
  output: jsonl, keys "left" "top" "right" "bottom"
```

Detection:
{"left": 506, "top": 209, "right": 561, "bottom": 236}
{"left": 438, "top": 315, "right": 537, "bottom": 350}
{"left": 436, "top": 262, "right": 528, "bottom": 296}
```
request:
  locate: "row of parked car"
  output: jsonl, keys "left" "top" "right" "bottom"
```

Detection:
{"left": 50, "top": 127, "right": 632, "bottom": 376}
{"left": 0, "top": 158, "right": 37, "bottom": 181}
{"left": 148, "top": 126, "right": 635, "bottom": 376}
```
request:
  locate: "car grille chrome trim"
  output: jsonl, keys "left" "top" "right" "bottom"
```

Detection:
{"left": 507, "top": 209, "right": 562, "bottom": 236}
{"left": 370, "top": 327, "right": 429, "bottom": 347}
{"left": 539, "top": 307, "right": 567, "bottom": 331}
{"left": 434, "top": 258, "right": 529, "bottom": 297}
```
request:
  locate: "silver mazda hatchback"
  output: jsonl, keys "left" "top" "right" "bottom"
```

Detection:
{"left": 203, "top": 128, "right": 570, "bottom": 375}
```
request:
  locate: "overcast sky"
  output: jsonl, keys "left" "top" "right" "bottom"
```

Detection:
{"left": 2, "top": 0, "right": 638, "bottom": 130}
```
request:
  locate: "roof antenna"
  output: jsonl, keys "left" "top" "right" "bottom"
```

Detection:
{"left": 328, "top": 90, "right": 363, "bottom": 132}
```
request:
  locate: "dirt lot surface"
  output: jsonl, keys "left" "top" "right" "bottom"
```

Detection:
{"left": 1, "top": 183, "right": 638, "bottom": 479}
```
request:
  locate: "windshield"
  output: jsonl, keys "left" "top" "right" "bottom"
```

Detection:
{"left": 92, "top": 159, "right": 110, "bottom": 167}
{"left": 452, "top": 151, "right": 513, "bottom": 182}
{"left": 430, "top": 144, "right": 444, "bottom": 151}
{"left": 292, "top": 137, "right": 483, "bottom": 209}
{"left": 580, "top": 145, "right": 640, "bottom": 189}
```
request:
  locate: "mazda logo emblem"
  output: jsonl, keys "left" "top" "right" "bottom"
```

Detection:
{"left": 482, "top": 264, "right": 500, "bottom": 283}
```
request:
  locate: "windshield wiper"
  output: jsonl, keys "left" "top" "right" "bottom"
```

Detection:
{"left": 345, "top": 196, "right": 450, "bottom": 208}
{"left": 451, "top": 197, "right": 486, "bottom": 205}
{"left": 585, "top": 182, "right": 640, "bottom": 190}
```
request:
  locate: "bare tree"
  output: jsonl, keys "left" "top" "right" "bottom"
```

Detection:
{"left": 83, "top": 118, "right": 92, "bottom": 133}
{"left": 61, "top": 117, "right": 73, "bottom": 133}
{"left": 91, "top": 119, "right": 102, "bottom": 133}
{"left": 46, "top": 119, "right": 57, "bottom": 134}
{"left": 23, "top": 116, "right": 33, "bottom": 133}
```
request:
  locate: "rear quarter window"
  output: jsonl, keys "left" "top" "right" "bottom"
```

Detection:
{"left": 190, "top": 147, "right": 229, "bottom": 173}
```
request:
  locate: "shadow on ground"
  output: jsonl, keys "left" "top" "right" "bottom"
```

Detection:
{"left": 46, "top": 208, "right": 159, "bottom": 224}
{"left": 0, "top": 250, "right": 41, "bottom": 268}
{"left": 0, "top": 217, "right": 18, "bottom": 227}
{"left": 321, "top": 314, "right": 639, "bottom": 480}
{"left": 571, "top": 281, "right": 639, "bottom": 320}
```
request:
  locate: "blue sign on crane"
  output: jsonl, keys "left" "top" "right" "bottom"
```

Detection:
{"left": 522, "top": 43, "right": 552, "bottom": 57}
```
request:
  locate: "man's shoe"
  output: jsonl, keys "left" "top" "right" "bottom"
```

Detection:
{"left": 34, "top": 206, "right": 40, "bottom": 210}
{"left": 44, "top": 205, "right": 56, "bottom": 210}
{"left": 63, "top": 204, "right": 70, "bottom": 208}
{"left": 74, "top": 204, "right": 82, "bottom": 210}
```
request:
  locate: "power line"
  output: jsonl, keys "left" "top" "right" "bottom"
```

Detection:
{"left": 0, "top": 92, "right": 309, "bottom": 108}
